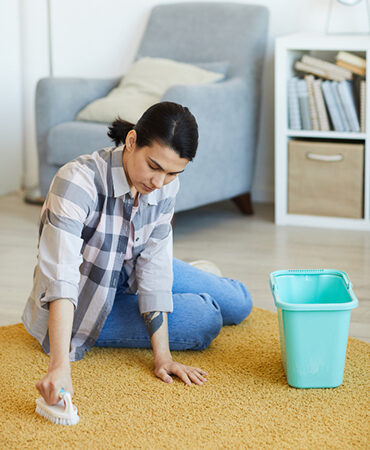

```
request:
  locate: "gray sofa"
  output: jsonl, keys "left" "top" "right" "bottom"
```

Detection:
{"left": 35, "top": 2, "right": 269, "bottom": 213}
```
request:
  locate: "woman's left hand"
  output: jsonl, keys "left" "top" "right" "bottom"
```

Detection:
{"left": 154, "top": 357, "right": 208, "bottom": 386}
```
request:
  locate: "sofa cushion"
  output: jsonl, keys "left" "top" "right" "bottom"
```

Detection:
{"left": 47, "top": 121, "right": 112, "bottom": 166}
{"left": 75, "top": 57, "right": 226, "bottom": 124}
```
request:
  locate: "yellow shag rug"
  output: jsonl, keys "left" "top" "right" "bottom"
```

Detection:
{"left": 1, "top": 307, "right": 369, "bottom": 449}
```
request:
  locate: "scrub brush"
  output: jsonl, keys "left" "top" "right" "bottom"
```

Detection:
{"left": 35, "top": 388, "right": 80, "bottom": 425}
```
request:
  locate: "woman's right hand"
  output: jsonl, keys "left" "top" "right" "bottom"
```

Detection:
{"left": 36, "top": 364, "right": 74, "bottom": 405}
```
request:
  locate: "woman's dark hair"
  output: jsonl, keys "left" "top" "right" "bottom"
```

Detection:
{"left": 107, "top": 101, "right": 198, "bottom": 161}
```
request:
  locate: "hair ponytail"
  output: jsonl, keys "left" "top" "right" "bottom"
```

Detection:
{"left": 107, "top": 102, "right": 198, "bottom": 160}
{"left": 107, "top": 117, "right": 134, "bottom": 147}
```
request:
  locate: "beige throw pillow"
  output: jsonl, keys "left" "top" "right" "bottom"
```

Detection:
{"left": 76, "top": 57, "right": 224, "bottom": 124}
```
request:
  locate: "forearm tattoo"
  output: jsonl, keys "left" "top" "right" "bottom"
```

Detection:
{"left": 142, "top": 312, "right": 164, "bottom": 338}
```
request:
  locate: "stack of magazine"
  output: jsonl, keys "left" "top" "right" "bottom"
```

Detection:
{"left": 288, "top": 51, "right": 366, "bottom": 133}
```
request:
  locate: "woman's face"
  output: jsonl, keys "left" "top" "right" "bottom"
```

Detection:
{"left": 123, "top": 130, "right": 189, "bottom": 195}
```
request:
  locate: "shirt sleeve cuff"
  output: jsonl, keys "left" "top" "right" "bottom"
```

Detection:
{"left": 138, "top": 291, "right": 173, "bottom": 314}
{"left": 40, "top": 280, "right": 78, "bottom": 310}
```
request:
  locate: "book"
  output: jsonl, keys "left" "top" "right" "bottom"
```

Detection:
{"left": 304, "top": 75, "right": 319, "bottom": 131}
{"left": 337, "top": 81, "right": 360, "bottom": 132}
{"left": 336, "top": 51, "right": 366, "bottom": 69}
{"left": 312, "top": 79, "right": 330, "bottom": 131}
{"left": 295, "top": 61, "right": 347, "bottom": 82}
{"left": 302, "top": 54, "right": 352, "bottom": 80}
{"left": 336, "top": 60, "right": 366, "bottom": 77}
{"left": 289, "top": 52, "right": 366, "bottom": 133}
{"left": 360, "top": 80, "right": 366, "bottom": 133}
{"left": 296, "top": 79, "right": 312, "bottom": 130}
{"left": 321, "top": 80, "right": 345, "bottom": 132}
{"left": 352, "top": 76, "right": 362, "bottom": 118}
{"left": 333, "top": 81, "right": 351, "bottom": 132}
{"left": 288, "top": 77, "right": 301, "bottom": 130}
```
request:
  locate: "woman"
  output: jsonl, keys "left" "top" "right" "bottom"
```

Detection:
{"left": 22, "top": 101, "right": 252, "bottom": 406}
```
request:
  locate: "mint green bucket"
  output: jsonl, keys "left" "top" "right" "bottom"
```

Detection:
{"left": 269, "top": 270, "right": 358, "bottom": 389}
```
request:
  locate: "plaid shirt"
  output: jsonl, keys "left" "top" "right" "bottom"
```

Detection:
{"left": 22, "top": 146, "right": 179, "bottom": 361}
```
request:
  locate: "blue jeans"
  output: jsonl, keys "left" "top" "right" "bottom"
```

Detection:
{"left": 94, "top": 258, "right": 252, "bottom": 351}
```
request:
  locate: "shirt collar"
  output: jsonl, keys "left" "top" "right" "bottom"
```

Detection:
{"left": 111, "top": 146, "right": 158, "bottom": 205}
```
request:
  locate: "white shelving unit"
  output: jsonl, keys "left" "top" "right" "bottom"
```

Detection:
{"left": 275, "top": 33, "right": 370, "bottom": 230}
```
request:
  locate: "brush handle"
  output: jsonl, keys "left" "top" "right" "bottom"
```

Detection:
{"left": 59, "top": 389, "right": 77, "bottom": 415}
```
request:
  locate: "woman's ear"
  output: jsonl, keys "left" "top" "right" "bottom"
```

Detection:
{"left": 125, "top": 129, "right": 137, "bottom": 153}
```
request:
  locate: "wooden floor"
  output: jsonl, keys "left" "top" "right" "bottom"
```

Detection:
{"left": 1, "top": 191, "right": 369, "bottom": 342}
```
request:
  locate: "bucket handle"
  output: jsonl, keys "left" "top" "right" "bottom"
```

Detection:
{"left": 269, "top": 276, "right": 282, "bottom": 306}
{"left": 340, "top": 271, "right": 352, "bottom": 289}
{"left": 271, "top": 270, "right": 352, "bottom": 290}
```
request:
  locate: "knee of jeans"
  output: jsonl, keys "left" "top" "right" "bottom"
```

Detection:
{"left": 193, "top": 294, "right": 223, "bottom": 350}
{"left": 224, "top": 281, "right": 253, "bottom": 326}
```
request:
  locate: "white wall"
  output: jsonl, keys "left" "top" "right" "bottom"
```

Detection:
{"left": 20, "top": 0, "right": 50, "bottom": 190}
{"left": 0, "top": 0, "right": 23, "bottom": 195}
{"left": 6, "top": 0, "right": 369, "bottom": 201}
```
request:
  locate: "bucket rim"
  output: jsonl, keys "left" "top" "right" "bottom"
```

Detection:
{"left": 269, "top": 269, "right": 359, "bottom": 311}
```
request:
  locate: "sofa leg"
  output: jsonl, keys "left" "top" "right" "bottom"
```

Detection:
{"left": 232, "top": 192, "right": 254, "bottom": 215}
{"left": 23, "top": 185, "right": 45, "bottom": 205}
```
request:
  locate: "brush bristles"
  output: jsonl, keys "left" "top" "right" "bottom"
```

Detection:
{"left": 35, "top": 404, "right": 79, "bottom": 425}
